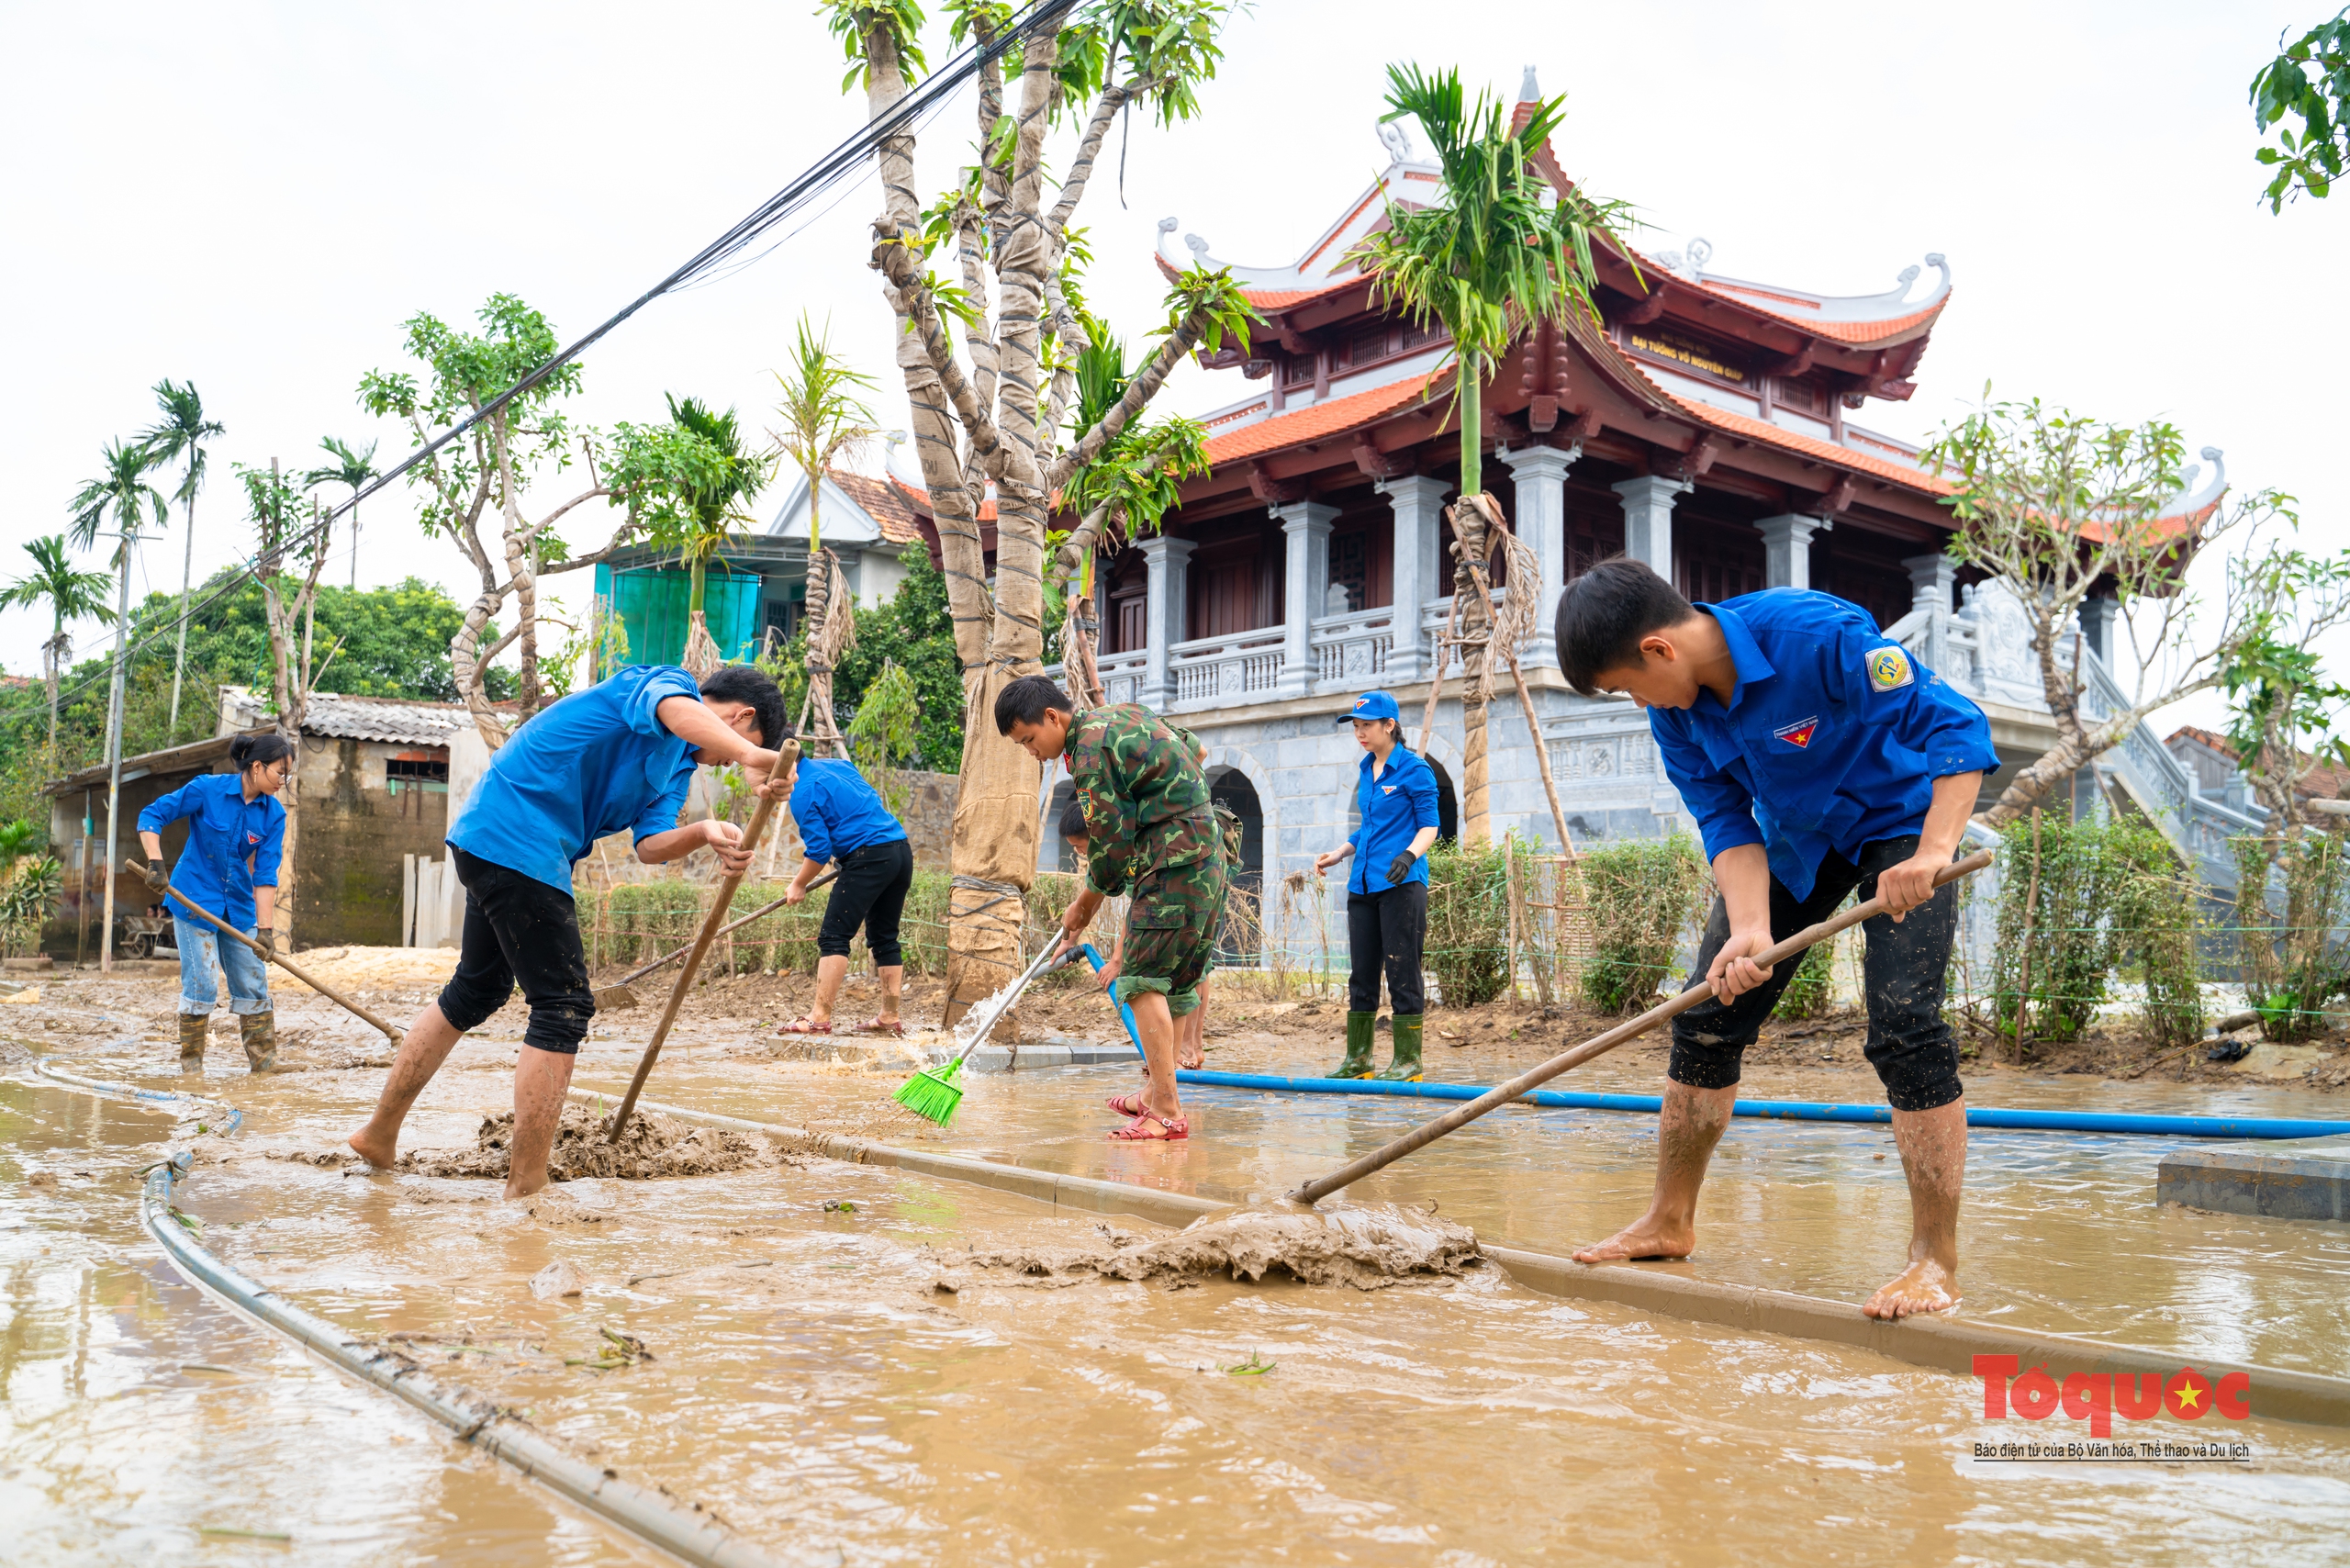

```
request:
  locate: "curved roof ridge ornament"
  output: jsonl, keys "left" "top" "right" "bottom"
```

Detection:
{"left": 1377, "top": 119, "right": 1413, "bottom": 163}
{"left": 1698, "top": 251, "right": 1953, "bottom": 323}
{"left": 2166, "top": 446, "right": 2228, "bottom": 518}
{"left": 1519, "top": 64, "right": 1542, "bottom": 102}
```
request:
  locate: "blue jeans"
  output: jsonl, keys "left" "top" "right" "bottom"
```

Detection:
{"left": 174, "top": 914, "right": 272, "bottom": 1017}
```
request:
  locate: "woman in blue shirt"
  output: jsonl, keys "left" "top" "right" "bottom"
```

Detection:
{"left": 775, "top": 750, "right": 914, "bottom": 1036}
{"left": 1313, "top": 690, "right": 1440, "bottom": 1082}
{"left": 137, "top": 732, "right": 293, "bottom": 1073}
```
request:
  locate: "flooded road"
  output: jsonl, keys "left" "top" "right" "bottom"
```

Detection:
{"left": 7, "top": 972, "right": 2350, "bottom": 1566}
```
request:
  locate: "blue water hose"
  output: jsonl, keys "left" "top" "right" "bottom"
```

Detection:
{"left": 1170, "top": 1069, "right": 2350, "bottom": 1142}
{"left": 1079, "top": 943, "right": 1147, "bottom": 1057}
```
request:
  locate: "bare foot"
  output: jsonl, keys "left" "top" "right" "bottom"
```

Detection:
{"left": 1571, "top": 1215, "right": 1695, "bottom": 1263}
{"left": 1862, "top": 1258, "right": 1960, "bottom": 1319}
{"left": 1176, "top": 1046, "right": 1205, "bottom": 1070}
{"left": 346, "top": 1126, "right": 397, "bottom": 1170}
{"left": 503, "top": 1170, "right": 552, "bottom": 1202}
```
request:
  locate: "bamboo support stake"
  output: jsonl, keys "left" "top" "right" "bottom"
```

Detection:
{"left": 608, "top": 743, "right": 797, "bottom": 1140}
{"left": 1289, "top": 850, "right": 1995, "bottom": 1205}
{"left": 1505, "top": 654, "right": 1576, "bottom": 860}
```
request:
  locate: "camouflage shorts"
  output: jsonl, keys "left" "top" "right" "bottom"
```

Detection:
{"left": 1114, "top": 850, "right": 1227, "bottom": 1016}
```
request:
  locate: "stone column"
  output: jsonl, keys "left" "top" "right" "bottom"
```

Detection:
{"left": 1902, "top": 551, "right": 1956, "bottom": 678}
{"left": 1755, "top": 514, "right": 1827, "bottom": 591}
{"left": 1613, "top": 476, "right": 1689, "bottom": 584}
{"left": 1501, "top": 443, "right": 1580, "bottom": 666}
{"left": 1272, "top": 500, "right": 1339, "bottom": 699}
{"left": 2077, "top": 594, "right": 2119, "bottom": 668}
{"left": 1138, "top": 534, "right": 1194, "bottom": 711}
{"left": 1379, "top": 476, "right": 1447, "bottom": 686}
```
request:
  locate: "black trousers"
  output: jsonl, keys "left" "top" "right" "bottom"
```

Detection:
{"left": 437, "top": 847, "right": 595, "bottom": 1056}
{"left": 817, "top": 838, "right": 915, "bottom": 967}
{"left": 1670, "top": 834, "right": 1964, "bottom": 1113}
{"left": 1347, "top": 882, "right": 1427, "bottom": 1016}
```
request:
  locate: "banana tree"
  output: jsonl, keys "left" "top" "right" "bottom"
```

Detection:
{"left": 768, "top": 315, "right": 878, "bottom": 751}
{"left": 138, "top": 380, "right": 224, "bottom": 744}
{"left": 1354, "top": 63, "right": 1627, "bottom": 845}
{"left": 0, "top": 534, "right": 116, "bottom": 754}
{"left": 827, "top": 0, "right": 1251, "bottom": 1019}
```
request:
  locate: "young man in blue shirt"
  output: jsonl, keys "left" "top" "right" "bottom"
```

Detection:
{"left": 1555, "top": 559, "right": 1998, "bottom": 1319}
{"left": 346, "top": 664, "right": 789, "bottom": 1199}
{"left": 773, "top": 754, "right": 913, "bottom": 1036}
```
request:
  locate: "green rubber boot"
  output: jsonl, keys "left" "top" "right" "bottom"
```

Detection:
{"left": 1374, "top": 1014, "right": 1425, "bottom": 1081}
{"left": 178, "top": 1014, "right": 207, "bottom": 1073}
{"left": 239, "top": 1011, "right": 283, "bottom": 1074}
{"left": 1329, "top": 1011, "right": 1377, "bottom": 1079}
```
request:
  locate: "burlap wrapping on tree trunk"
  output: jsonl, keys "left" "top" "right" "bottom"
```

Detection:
{"left": 681, "top": 611, "right": 722, "bottom": 679}
{"left": 943, "top": 664, "right": 1043, "bottom": 1030}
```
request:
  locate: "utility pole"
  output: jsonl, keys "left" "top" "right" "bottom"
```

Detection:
{"left": 98, "top": 522, "right": 141, "bottom": 973}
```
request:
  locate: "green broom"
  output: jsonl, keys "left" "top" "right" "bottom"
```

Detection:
{"left": 895, "top": 941, "right": 1074, "bottom": 1126}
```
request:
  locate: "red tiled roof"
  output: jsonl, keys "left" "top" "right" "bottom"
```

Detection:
{"left": 2167, "top": 725, "right": 2350, "bottom": 800}
{"left": 1694, "top": 281, "right": 1950, "bottom": 346}
{"left": 1204, "top": 370, "right": 1447, "bottom": 465}
{"left": 889, "top": 475, "right": 998, "bottom": 523}
{"left": 1644, "top": 381, "right": 1954, "bottom": 497}
{"left": 827, "top": 470, "right": 923, "bottom": 543}
{"left": 1152, "top": 252, "right": 1358, "bottom": 312}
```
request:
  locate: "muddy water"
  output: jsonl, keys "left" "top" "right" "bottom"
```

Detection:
{"left": 6, "top": 985, "right": 2350, "bottom": 1566}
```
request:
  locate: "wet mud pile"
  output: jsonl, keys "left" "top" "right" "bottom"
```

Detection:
{"left": 965, "top": 1204, "right": 1483, "bottom": 1291}
{"left": 399, "top": 1104, "right": 774, "bottom": 1182}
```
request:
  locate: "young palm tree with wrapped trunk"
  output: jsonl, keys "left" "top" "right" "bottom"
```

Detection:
{"left": 0, "top": 535, "right": 116, "bottom": 755}
{"left": 827, "top": 0, "right": 1254, "bottom": 1021}
{"left": 137, "top": 379, "right": 224, "bottom": 745}
{"left": 769, "top": 315, "right": 879, "bottom": 754}
{"left": 1354, "top": 63, "right": 1628, "bottom": 845}
{"left": 659, "top": 396, "right": 772, "bottom": 678}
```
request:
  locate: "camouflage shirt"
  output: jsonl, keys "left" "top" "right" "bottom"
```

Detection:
{"left": 1065, "top": 705, "right": 1216, "bottom": 898}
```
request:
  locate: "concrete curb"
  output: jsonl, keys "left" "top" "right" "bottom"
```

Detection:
{"left": 2158, "top": 1135, "right": 2350, "bottom": 1224}
{"left": 589, "top": 1090, "right": 2350, "bottom": 1429}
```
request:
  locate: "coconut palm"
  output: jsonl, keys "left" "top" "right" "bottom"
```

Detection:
{"left": 0, "top": 535, "right": 117, "bottom": 753}
{"left": 69, "top": 437, "right": 171, "bottom": 969}
{"left": 655, "top": 395, "right": 771, "bottom": 678}
{"left": 138, "top": 380, "right": 225, "bottom": 743}
{"left": 768, "top": 317, "right": 879, "bottom": 752}
{"left": 1354, "top": 63, "right": 1628, "bottom": 844}
{"left": 305, "top": 435, "right": 381, "bottom": 590}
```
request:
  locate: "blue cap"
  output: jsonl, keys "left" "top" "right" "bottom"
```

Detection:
{"left": 1337, "top": 690, "right": 1401, "bottom": 724}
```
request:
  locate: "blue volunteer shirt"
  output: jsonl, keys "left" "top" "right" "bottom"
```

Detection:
{"left": 788, "top": 757, "right": 909, "bottom": 864}
{"left": 449, "top": 665, "right": 704, "bottom": 892}
{"left": 138, "top": 773, "right": 285, "bottom": 929}
{"left": 1348, "top": 745, "right": 1440, "bottom": 895}
{"left": 1650, "top": 590, "right": 1999, "bottom": 901}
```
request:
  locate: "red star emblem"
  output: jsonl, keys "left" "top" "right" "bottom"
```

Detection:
{"left": 1773, "top": 717, "right": 1820, "bottom": 750}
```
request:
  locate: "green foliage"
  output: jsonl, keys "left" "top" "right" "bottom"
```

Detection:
{"left": 0, "top": 536, "right": 117, "bottom": 671}
{"left": 69, "top": 439, "right": 172, "bottom": 558}
{"left": 138, "top": 380, "right": 225, "bottom": 512}
{"left": 0, "top": 852, "right": 62, "bottom": 957}
{"left": 1576, "top": 834, "right": 1706, "bottom": 1015}
{"left": 1992, "top": 815, "right": 2199, "bottom": 1046}
{"left": 2253, "top": 7, "right": 2350, "bottom": 209}
{"left": 303, "top": 434, "right": 380, "bottom": 502}
{"left": 782, "top": 543, "right": 964, "bottom": 773}
{"left": 578, "top": 868, "right": 956, "bottom": 976}
{"left": 847, "top": 661, "right": 925, "bottom": 817}
{"left": 2221, "top": 548, "right": 2350, "bottom": 790}
{"left": 1424, "top": 835, "right": 1531, "bottom": 1008}
{"left": 823, "top": 0, "right": 929, "bottom": 90}
{"left": 1772, "top": 932, "right": 1837, "bottom": 1020}
{"left": 1062, "top": 0, "right": 1233, "bottom": 129}
{"left": 2233, "top": 830, "right": 2350, "bottom": 1041}
{"left": 640, "top": 396, "right": 772, "bottom": 615}
{"left": 768, "top": 315, "right": 880, "bottom": 564}
{"left": 1060, "top": 313, "right": 1210, "bottom": 543}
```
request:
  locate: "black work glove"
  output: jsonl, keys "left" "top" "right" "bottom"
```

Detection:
{"left": 139, "top": 859, "right": 170, "bottom": 899}
{"left": 253, "top": 929, "right": 276, "bottom": 958}
{"left": 1385, "top": 850, "right": 1419, "bottom": 885}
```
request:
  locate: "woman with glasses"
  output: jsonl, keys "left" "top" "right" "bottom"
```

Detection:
{"left": 138, "top": 732, "right": 294, "bottom": 1074}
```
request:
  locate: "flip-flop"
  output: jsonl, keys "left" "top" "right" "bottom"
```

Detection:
{"left": 1107, "top": 1112, "right": 1187, "bottom": 1142}
{"left": 855, "top": 1015, "right": 907, "bottom": 1036}
{"left": 774, "top": 1016, "right": 833, "bottom": 1036}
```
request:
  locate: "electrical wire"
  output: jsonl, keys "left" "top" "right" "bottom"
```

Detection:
{"left": 11, "top": 0, "right": 1074, "bottom": 737}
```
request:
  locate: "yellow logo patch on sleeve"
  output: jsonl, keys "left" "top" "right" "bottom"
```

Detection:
{"left": 1867, "top": 644, "right": 1915, "bottom": 693}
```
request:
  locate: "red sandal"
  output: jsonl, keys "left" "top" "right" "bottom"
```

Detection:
{"left": 855, "top": 1015, "right": 907, "bottom": 1036}
{"left": 1105, "top": 1090, "right": 1147, "bottom": 1116}
{"left": 774, "top": 1016, "right": 832, "bottom": 1036}
{"left": 1108, "top": 1111, "right": 1188, "bottom": 1141}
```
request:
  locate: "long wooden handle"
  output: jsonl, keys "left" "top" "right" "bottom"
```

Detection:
{"left": 125, "top": 858, "right": 402, "bottom": 1042}
{"left": 610, "top": 866, "right": 839, "bottom": 988}
{"left": 608, "top": 744, "right": 796, "bottom": 1140}
{"left": 1287, "top": 848, "right": 1995, "bottom": 1205}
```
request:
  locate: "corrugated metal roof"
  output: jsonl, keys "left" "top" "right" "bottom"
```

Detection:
{"left": 219, "top": 687, "right": 468, "bottom": 745}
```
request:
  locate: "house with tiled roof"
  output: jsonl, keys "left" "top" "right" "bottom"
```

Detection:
{"left": 2168, "top": 725, "right": 2350, "bottom": 810}
{"left": 591, "top": 456, "right": 937, "bottom": 673}
{"left": 1056, "top": 67, "right": 2238, "bottom": 893}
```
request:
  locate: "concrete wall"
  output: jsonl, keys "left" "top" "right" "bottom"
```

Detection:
{"left": 43, "top": 766, "right": 215, "bottom": 960}
{"left": 287, "top": 737, "right": 451, "bottom": 950}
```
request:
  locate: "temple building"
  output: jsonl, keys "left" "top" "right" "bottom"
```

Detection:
{"left": 1036, "top": 67, "right": 2243, "bottom": 910}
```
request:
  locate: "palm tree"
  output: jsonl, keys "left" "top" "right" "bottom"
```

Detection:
{"left": 69, "top": 439, "right": 172, "bottom": 971}
{"left": 139, "top": 380, "right": 225, "bottom": 744}
{"left": 1354, "top": 63, "right": 1627, "bottom": 844}
{"left": 305, "top": 435, "right": 380, "bottom": 589}
{"left": 768, "top": 316, "right": 878, "bottom": 752}
{"left": 659, "top": 395, "right": 771, "bottom": 678}
{"left": 0, "top": 535, "right": 117, "bottom": 753}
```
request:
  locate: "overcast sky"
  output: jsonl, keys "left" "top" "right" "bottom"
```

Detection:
{"left": 4, "top": 1, "right": 2342, "bottom": 733}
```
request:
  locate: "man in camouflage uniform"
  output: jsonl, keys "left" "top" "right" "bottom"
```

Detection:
{"left": 997, "top": 674, "right": 1225, "bottom": 1141}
